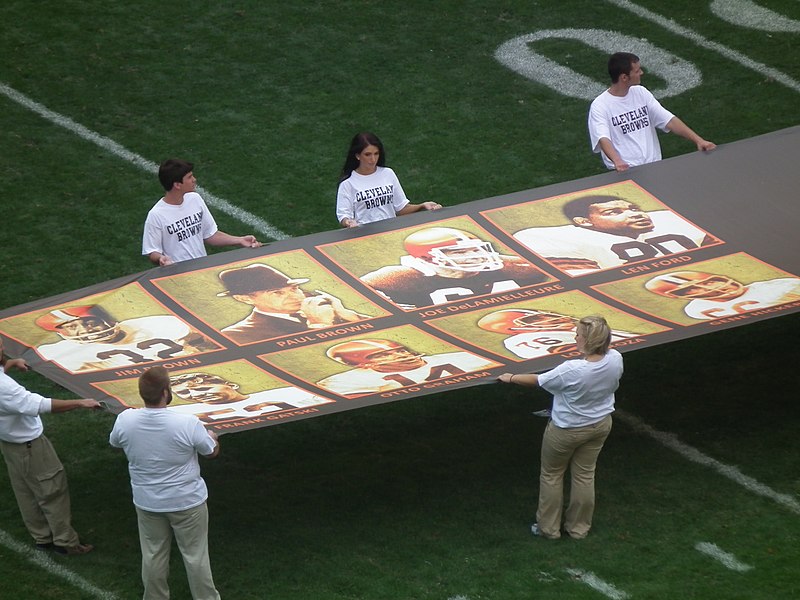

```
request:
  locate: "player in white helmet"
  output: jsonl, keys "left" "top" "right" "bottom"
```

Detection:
{"left": 645, "top": 270, "right": 800, "bottom": 320}
{"left": 316, "top": 338, "right": 496, "bottom": 397}
{"left": 360, "top": 227, "right": 547, "bottom": 309}
{"left": 36, "top": 305, "right": 216, "bottom": 373}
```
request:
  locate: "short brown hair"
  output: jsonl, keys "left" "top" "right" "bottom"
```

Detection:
{"left": 158, "top": 158, "right": 194, "bottom": 191}
{"left": 139, "top": 366, "right": 171, "bottom": 406}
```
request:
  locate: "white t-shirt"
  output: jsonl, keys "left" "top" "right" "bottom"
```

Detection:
{"left": 317, "top": 352, "right": 494, "bottom": 396}
{"left": 684, "top": 278, "right": 800, "bottom": 320}
{"left": 109, "top": 407, "right": 217, "bottom": 512}
{"left": 514, "top": 211, "right": 707, "bottom": 275}
{"left": 0, "top": 367, "right": 50, "bottom": 443}
{"left": 142, "top": 192, "right": 218, "bottom": 263}
{"left": 588, "top": 86, "right": 675, "bottom": 169}
{"left": 336, "top": 166, "right": 410, "bottom": 225}
{"left": 537, "top": 349, "right": 623, "bottom": 428}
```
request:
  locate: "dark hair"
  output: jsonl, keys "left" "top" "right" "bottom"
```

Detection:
{"left": 138, "top": 366, "right": 171, "bottom": 406}
{"left": 608, "top": 52, "right": 640, "bottom": 83}
{"left": 158, "top": 158, "right": 194, "bottom": 191}
{"left": 338, "top": 132, "right": 386, "bottom": 182}
{"left": 563, "top": 195, "right": 621, "bottom": 221}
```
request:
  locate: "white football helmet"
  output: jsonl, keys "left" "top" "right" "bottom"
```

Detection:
{"left": 645, "top": 271, "right": 745, "bottom": 300}
{"left": 404, "top": 227, "right": 503, "bottom": 272}
{"left": 477, "top": 309, "right": 577, "bottom": 334}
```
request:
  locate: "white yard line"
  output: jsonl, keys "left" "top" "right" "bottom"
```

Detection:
{"left": 0, "top": 529, "right": 119, "bottom": 600}
{"left": 566, "top": 568, "right": 630, "bottom": 600}
{"left": 695, "top": 541, "right": 754, "bottom": 572}
{"left": 0, "top": 82, "right": 289, "bottom": 241}
{"left": 604, "top": 0, "right": 800, "bottom": 94}
{"left": 616, "top": 410, "right": 800, "bottom": 515}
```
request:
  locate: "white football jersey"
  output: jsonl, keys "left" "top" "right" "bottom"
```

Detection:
{"left": 503, "top": 329, "right": 638, "bottom": 359}
{"left": 514, "top": 211, "right": 709, "bottom": 275}
{"left": 317, "top": 352, "right": 495, "bottom": 396}
{"left": 684, "top": 278, "right": 800, "bottom": 320}
{"left": 38, "top": 315, "right": 193, "bottom": 373}
{"left": 168, "top": 388, "right": 330, "bottom": 422}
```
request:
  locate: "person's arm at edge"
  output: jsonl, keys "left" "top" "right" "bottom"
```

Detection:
{"left": 202, "top": 430, "right": 220, "bottom": 459}
{"left": 597, "top": 138, "right": 630, "bottom": 172}
{"left": 50, "top": 399, "right": 102, "bottom": 412}
{"left": 497, "top": 373, "right": 540, "bottom": 386}
{"left": 665, "top": 117, "right": 716, "bottom": 152}
{"left": 1, "top": 353, "right": 29, "bottom": 372}
{"left": 396, "top": 201, "right": 442, "bottom": 216}
{"left": 147, "top": 251, "right": 174, "bottom": 267}
{"left": 205, "top": 231, "right": 262, "bottom": 249}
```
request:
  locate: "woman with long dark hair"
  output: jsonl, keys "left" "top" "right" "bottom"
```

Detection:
{"left": 336, "top": 132, "right": 441, "bottom": 228}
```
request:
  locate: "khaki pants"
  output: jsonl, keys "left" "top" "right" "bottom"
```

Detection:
{"left": 0, "top": 435, "right": 80, "bottom": 547}
{"left": 136, "top": 503, "right": 220, "bottom": 600}
{"left": 536, "top": 415, "right": 612, "bottom": 539}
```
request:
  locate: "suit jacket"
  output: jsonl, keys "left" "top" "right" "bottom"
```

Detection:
{"left": 222, "top": 311, "right": 309, "bottom": 344}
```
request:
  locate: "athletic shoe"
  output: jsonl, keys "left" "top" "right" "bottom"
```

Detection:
{"left": 54, "top": 543, "right": 94, "bottom": 555}
{"left": 532, "top": 409, "right": 551, "bottom": 418}
{"left": 530, "top": 523, "right": 542, "bottom": 537}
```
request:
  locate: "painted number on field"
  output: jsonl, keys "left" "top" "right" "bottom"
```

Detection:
{"left": 710, "top": 0, "right": 800, "bottom": 32}
{"left": 494, "top": 28, "right": 701, "bottom": 100}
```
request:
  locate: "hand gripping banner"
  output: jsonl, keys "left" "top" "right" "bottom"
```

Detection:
{"left": 1, "top": 126, "right": 798, "bottom": 435}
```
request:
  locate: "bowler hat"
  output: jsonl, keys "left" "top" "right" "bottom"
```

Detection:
{"left": 217, "top": 264, "right": 309, "bottom": 296}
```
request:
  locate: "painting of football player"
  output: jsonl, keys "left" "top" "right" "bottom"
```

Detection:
{"left": 477, "top": 308, "right": 638, "bottom": 360}
{"left": 35, "top": 305, "right": 217, "bottom": 373}
{"left": 644, "top": 271, "right": 800, "bottom": 321}
{"left": 359, "top": 227, "right": 548, "bottom": 309}
{"left": 316, "top": 338, "right": 496, "bottom": 397}
{"left": 166, "top": 372, "right": 330, "bottom": 423}
{"left": 513, "top": 195, "right": 717, "bottom": 276}
{"left": 218, "top": 264, "right": 369, "bottom": 344}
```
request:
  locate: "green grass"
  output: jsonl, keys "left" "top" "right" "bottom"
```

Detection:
{"left": 1, "top": 0, "right": 799, "bottom": 598}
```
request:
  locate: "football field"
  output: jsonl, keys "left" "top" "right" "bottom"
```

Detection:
{"left": 1, "top": 1, "right": 799, "bottom": 598}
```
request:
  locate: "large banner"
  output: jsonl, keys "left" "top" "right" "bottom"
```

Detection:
{"left": 2, "top": 127, "right": 798, "bottom": 434}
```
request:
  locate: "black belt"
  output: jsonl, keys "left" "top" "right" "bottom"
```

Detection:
{"left": 1, "top": 436, "right": 40, "bottom": 447}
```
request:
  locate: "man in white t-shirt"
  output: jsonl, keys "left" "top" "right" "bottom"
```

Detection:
{"left": 513, "top": 196, "right": 716, "bottom": 275}
{"left": 142, "top": 158, "right": 262, "bottom": 266}
{"left": 588, "top": 52, "right": 715, "bottom": 171}
{"left": 109, "top": 366, "right": 221, "bottom": 600}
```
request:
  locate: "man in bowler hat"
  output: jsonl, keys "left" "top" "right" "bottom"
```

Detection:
{"left": 218, "top": 264, "right": 367, "bottom": 344}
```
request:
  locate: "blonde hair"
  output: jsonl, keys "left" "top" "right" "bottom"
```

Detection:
{"left": 577, "top": 315, "right": 612, "bottom": 355}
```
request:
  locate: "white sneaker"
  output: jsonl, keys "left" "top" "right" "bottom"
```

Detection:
{"left": 532, "top": 409, "right": 551, "bottom": 418}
